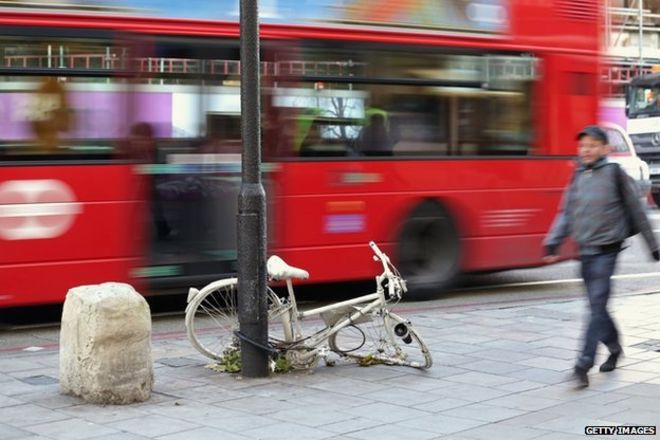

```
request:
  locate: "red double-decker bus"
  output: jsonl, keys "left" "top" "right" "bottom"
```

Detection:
{"left": 0, "top": 0, "right": 601, "bottom": 306}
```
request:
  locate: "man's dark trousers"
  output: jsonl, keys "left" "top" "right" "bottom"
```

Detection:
{"left": 576, "top": 251, "right": 622, "bottom": 370}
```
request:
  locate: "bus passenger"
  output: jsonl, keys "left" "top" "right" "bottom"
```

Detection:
{"left": 357, "top": 113, "right": 393, "bottom": 156}
{"left": 128, "top": 122, "right": 158, "bottom": 163}
{"left": 300, "top": 119, "right": 323, "bottom": 155}
{"left": 30, "top": 77, "right": 71, "bottom": 153}
{"left": 128, "top": 122, "right": 172, "bottom": 240}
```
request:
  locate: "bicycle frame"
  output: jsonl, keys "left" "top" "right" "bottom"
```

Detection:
{"left": 186, "top": 241, "right": 431, "bottom": 369}
{"left": 271, "top": 271, "right": 391, "bottom": 366}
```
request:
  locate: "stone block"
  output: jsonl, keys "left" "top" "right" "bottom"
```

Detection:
{"left": 60, "top": 282, "right": 153, "bottom": 404}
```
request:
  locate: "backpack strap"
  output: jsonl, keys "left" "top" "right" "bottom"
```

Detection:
{"left": 609, "top": 162, "right": 640, "bottom": 237}
{"left": 610, "top": 162, "right": 628, "bottom": 202}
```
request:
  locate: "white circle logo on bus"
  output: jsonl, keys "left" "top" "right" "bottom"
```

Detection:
{"left": 0, "top": 180, "right": 82, "bottom": 240}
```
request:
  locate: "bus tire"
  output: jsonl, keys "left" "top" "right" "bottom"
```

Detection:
{"left": 397, "top": 200, "right": 460, "bottom": 301}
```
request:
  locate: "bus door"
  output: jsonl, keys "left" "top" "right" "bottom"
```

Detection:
{"left": 129, "top": 37, "right": 249, "bottom": 289}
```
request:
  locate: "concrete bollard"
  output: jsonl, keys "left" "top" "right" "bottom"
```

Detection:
{"left": 60, "top": 282, "right": 154, "bottom": 404}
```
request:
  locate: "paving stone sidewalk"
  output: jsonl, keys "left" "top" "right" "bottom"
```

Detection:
{"left": 1, "top": 292, "right": 660, "bottom": 440}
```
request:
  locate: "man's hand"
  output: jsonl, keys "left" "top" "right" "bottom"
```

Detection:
{"left": 653, "top": 250, "right": 660, "bottom": 262}
{"left": 543, "top": 255, "right": 561, "bottom": 264}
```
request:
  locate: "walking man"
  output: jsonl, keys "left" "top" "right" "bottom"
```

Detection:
{"left": 544, "top": 125, "right": 659, "bottom": 388}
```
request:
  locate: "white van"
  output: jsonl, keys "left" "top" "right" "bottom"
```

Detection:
{"left": 601, "top": 122, "right": 652, "bottom": 202}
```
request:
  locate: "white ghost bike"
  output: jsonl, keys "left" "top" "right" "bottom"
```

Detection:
{"left": 185, "top": 241, "right": 432, "bottom": 370}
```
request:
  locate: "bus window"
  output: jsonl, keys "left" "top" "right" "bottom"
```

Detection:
{"left": 458, "top": 91, "right": 532, "bottom": 155}
{"left": 270, "top": 45, "right": 537, "bottom": 158}
{"left": 204, "top": 114, "right": 242, "bottom": 153}
{"left": 0, "top": 37, "right": 133, "bottom": 160}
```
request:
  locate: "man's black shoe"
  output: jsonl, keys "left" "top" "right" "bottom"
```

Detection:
{"left": 599, "top": 351, "right": 622, "bottom": 372}
{"left": 572, "top": 366, "right": 589, "bottom": 388}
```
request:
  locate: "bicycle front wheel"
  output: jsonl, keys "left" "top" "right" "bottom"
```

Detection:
{"left": 328, "top": 310, "right": 432, "bottom": 369}
{"left": 185, "top": 278, "right": 283, "bottom": 361}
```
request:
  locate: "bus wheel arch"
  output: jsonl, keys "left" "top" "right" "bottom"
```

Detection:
{"left": 396, "top": 199, "right": 461, "bottom": 300}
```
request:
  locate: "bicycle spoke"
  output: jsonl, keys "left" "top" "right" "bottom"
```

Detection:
{"left": 329, "top": 310, "right": 431, "bottom": 369}
{"left": 186, "top": 281, "right": 284, "bottom": 362}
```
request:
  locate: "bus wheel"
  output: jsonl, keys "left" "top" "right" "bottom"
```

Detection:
{"left": 397, "top": 201, "right": 460, "bottom": 300}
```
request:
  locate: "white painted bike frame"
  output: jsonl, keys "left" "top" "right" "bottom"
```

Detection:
{"left": 271, "top": 241, "right": 402, "bottom": 365}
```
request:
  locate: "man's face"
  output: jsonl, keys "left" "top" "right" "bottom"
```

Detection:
{"left": 578, "top": 135, "right": 608, "bottom": 165}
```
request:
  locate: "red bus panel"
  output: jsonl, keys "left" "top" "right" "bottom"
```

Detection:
{"left": 0, "top": 165, "right": 144, "bottom": 306}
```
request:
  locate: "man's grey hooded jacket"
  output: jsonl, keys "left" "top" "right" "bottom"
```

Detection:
{"left": 544, "top": 157, "right": 658, "bottom": 256}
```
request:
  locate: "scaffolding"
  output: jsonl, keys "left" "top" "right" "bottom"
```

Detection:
{"left": 605, "top": 1, "right": 660, "bottom": 96}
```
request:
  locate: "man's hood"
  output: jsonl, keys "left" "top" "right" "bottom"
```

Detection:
{"left": 577, "top": 156, "right": 609, "bottom": 171}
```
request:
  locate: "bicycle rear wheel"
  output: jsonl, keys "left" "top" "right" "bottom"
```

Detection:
{"left": 328, "top": 310, "right": 432, "bottom": 369}
{"left": 185, "top": 278, "right": 284, "bottom": 361}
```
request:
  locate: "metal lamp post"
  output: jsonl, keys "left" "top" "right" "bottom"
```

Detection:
{"left": 238, "top": 0, "right": 269, "bottom": 378}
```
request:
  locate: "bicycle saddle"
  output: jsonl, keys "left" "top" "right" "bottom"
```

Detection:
{"left": 267, "top": 255, "right": 309, "bottom": 281}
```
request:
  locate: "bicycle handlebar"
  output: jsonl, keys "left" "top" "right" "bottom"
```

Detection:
{"left": 368, "top": 240, "right": 382, "bottom": 256}
{"left": 369, "top": 241, "right": 405, "bottom": 299}
{"left": 369, "top": 240, "right": 388, "bottom": 264}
